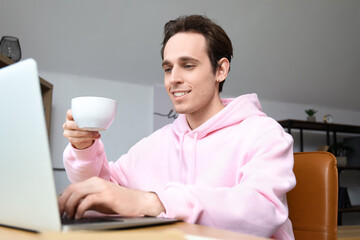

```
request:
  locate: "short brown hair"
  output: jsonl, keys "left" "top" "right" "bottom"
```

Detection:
{"left": 161, "top": 15, "right": 233, "bottom": 93}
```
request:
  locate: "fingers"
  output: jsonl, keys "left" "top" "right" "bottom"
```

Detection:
{"left": 74, "top": 182, "right": 126, "bottom": 218}
{"left": 75, "top": 194, "right": 99, "bottom": 219}
{"left": 66, "top": 109, "right": 74, "bottom": 121}
{"left": 63, "top": 128, "right": 100, "bottom": 150}
{"left": 62, "top": 109, "right": 100, "bottom": 149}
{"left": 63, "top": 109, "right": 79, "bottom": 132}
{"left": 62, "top": 191, "right": 84, "bottom": 218}
{"left": 59, "top": 184, "right": 84, "bottom": 218}
{"left": 63, "top": 110, "right": 81, "bottom": 131}
{"left": 72, "top": 191, "right": 115, "bottom": 219}
{"left": 59, "top": 178, "right": 101, "bottom": 218}
{"left": 65, "top": 134, "right": 100, "bottom": 150}
{"left": 62, "top": 120, "right": 78, "bottom": 131}
{"left": 63, "top": 128, "right": 100, "bottom": 140}
{"left": 59, "top": 177, "right": 117, "bottom": 219}
{"left": 58, "top": 178, "right": 159, "bottom": 219}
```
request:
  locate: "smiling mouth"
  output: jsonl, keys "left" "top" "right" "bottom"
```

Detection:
{"left": 173, "top": 91, "right": 191, "bottom": 97}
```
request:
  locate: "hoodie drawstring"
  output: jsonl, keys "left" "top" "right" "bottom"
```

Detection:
{"left": 192, "top": 132, "right": 199, "bottom": 183}
{"left": 179, "top": 131, "right": 198, "bottom": 184}
{"left": 179, "top": 132, "right": 186, "bottom": 183}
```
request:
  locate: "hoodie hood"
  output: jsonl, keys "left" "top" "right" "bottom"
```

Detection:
{"left": 172, "top": 93, "right": 266, "bottom": 139}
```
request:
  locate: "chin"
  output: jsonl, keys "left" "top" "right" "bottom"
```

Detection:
{"left": 171, "top": 101, "right": 194, "bottom": 115}
{"left": 173, "top": 108, "right": 184, "bottom": 114}
{"left": 172, "top": 106, "right": 187, "bottom": 114}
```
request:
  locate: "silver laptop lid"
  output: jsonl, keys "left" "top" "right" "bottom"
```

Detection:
{"left": 0, "top": 59, "right": 61, "bottom": 232}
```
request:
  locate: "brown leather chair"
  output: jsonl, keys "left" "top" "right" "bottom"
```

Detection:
{"left": 287, "top": 152, "right": 338, "bottom": 240}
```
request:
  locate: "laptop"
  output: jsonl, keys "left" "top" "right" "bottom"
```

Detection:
{"left": 0, "top": 58, "right": 177, "bottom": 232}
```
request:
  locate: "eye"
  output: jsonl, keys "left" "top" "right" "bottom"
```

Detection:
{"left": 184, "top": 64, "right": 194, "bottom": 69}
{"left": 164, "top": 67, "right": 172, "bottom": 73}
{"left": 162, "top": 65, "right": 172, "bottom": 73}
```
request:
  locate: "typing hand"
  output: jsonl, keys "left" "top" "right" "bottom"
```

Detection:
{"left": 62, "top": 109, "right": 101, "bottom": 150}
{"left": 58, "top": 177, "right": 165, "bottom": 219}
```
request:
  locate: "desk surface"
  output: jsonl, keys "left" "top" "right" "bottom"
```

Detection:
{"left": 2, "top": 222, "right": 360, "bottom": 240}
{"left": 0, "top": 222, "right": 269, "bottom": 240}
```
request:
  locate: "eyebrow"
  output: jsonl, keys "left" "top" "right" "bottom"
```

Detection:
{"left": 161, "top": 60, "right": 171, "bottom": 68}
{"left": 162, "top": 56, "right": 200, "bottom": 68}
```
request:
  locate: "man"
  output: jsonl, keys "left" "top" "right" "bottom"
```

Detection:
{"left": 59, "top": 15, "right": 296, "bottom": 240}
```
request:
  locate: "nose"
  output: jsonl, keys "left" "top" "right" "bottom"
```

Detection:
{"left": 168, "top": 66, "right": 183, "bottom": 85}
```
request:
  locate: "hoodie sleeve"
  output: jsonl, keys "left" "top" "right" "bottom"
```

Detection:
{"left": 63, "top": 139, "right": 113, "bottom": 183}
{"left": 156, "top": 125, "right": 296, "bottom": 238}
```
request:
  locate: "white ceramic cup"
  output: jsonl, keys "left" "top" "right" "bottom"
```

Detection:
{"left": 71, "top": 96, "right": 117, "bottom": 131}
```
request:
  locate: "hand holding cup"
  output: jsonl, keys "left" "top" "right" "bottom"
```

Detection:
{"left": 63, "top": 97, "right": 117, "bottom": 150}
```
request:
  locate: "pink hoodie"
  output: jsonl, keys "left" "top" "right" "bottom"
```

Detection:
{"left": 63, "top": 93, "right": 296, "bottom": 240}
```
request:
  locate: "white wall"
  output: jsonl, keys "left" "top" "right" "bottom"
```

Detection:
{"left": 2, "top": 1, "right": 360, "bottom": 112}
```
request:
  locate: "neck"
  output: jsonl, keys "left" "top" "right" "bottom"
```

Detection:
{"left": 186, "top": 99, "right": 224, "bottom": 130}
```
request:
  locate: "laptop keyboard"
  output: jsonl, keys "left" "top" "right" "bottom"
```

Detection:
{"left": 61, "top": 217, "right": 123, "bottom": 225}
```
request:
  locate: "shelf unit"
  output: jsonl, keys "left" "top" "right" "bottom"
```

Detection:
{"left": 337, "top": 166, "right": 360, "bottom": 223}
{"left": 278, "top": 119, "right": 360, "bottom": 225}
{"left": 0, "top": 54, "right": 53, "bottom": 137}
{"left": 278, "top": 119, "right": 360, "bottom": 152}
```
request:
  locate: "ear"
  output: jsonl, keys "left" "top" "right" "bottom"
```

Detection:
{"left": 215, "top": 58, "right": 230, "bottom": 83}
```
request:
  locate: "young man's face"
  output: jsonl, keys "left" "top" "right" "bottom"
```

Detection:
{"left": 162, "top": 32, "right": 222, "bottom": 120}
